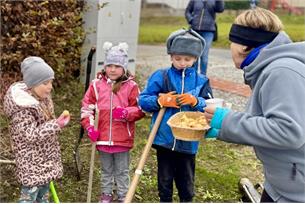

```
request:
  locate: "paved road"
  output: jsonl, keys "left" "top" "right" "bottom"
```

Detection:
{"left": 136, "top": 45, "right": 244, "bottom": 84}
{"left": 136, "top": 44, "right": 250, "bottom": 111}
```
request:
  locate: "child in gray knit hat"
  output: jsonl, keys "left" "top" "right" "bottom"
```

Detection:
{"left": 3, "top": 56, "right": 70, "bottom": 202}
{"left": 81, "top": 42, "right": 145, "bottom": 202}
{"left": 139, "top": 28, "right": 213, "bottom": 202}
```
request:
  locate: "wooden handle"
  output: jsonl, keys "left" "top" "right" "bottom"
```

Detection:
{"left": 87, "top": 109, "right": 99, "bottom": 203}
{"left": 124, "top": 108, "right": 166, "bottom": 203}
{"left": 86, "top": 142, "right": 96, "bottom": 203}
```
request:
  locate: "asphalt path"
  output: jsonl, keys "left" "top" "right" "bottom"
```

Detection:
{"left": 136, "top": 45, "right": 244, "bottom": 84}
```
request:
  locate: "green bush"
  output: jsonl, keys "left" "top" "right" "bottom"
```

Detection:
{"left": 225, "top": 1, "right": 252, "bottom": 10}
{"left": 1, "top": 0, "right": 85, "bottom": 85}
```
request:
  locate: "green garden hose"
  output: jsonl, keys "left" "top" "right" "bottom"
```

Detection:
{"left": 50, "top": 181, "right": 60, "bottom": 203}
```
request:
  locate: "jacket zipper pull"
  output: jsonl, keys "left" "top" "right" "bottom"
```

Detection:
{"left": 291, "top": 163, "right": 297, "bottom": 180}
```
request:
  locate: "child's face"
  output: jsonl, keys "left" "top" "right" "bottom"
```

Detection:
{"left": 105, "top": 64, "right": 124, "bottom": 81}
{"left": 32, "top": 80, "right": 53, "bottom": 99}
{"left": 170, "top": 54, "right": 197, "bottom": 70}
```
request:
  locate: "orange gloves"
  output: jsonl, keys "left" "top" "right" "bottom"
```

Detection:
{"left": 158, "top": 92, "right": 179, "bottom": 108}
{"left": 176, "top": 93, "right": 198, "bottom": 107}
{"left": 158, "top": 92, "right": 197, "bottom": 108}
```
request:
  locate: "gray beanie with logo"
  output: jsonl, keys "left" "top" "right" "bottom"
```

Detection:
{"left": 166, "top": 28, "right": 206, "bottom": 58}
{"left": 21, "top": 56, "right": 54, "bottom": 88}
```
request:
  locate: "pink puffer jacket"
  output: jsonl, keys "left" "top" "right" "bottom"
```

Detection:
{"left": 81, "top": 74, "right": 145, "bottom": 148}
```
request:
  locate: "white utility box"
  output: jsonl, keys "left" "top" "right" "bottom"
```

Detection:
{"left": 81, "top": 0, "right": 141, "bottom": 81}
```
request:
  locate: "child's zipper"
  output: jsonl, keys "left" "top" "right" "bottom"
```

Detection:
{"left": 172, "top": 69, "right": 186, "bottom": 151}
{"left": 108, "top": 79, "right": 114, "bottom": 145}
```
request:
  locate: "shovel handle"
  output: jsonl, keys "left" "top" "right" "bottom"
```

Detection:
{"left": 124, "top": 108, "right": 166, "bottom": 203}
{"left": 87, "top": 109, "right": 99, "bottom": 203}
{"left": 86, "top": 142, "right": 96, "bottom": 203}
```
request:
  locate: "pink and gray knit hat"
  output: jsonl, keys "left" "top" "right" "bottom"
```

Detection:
{"left": 103, "top": 42, "right": 129, "bottom": 71}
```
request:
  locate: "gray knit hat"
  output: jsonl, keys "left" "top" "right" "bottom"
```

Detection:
{"left": 166, "top": 28, "right": 205, "bottom": 58}
{"left": 103, "top": 42, "right": 129, "bottom": 71}
{"left": 21, "top": 56, "right": 54, "bottom": 88}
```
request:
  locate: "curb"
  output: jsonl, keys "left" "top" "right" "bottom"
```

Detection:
{"left": 210, "top": 77, "right": 251, "bottom": 97}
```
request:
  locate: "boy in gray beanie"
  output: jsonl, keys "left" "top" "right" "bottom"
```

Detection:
{"left": 3, "top": 56, "right": 70, "bottom": 202}
{"left": 139, "top": 28, "right": 213, "bottom": 202}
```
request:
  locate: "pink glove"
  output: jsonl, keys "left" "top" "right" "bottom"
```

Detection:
{"left": 87, "top": 126, "right": 99, "bottom": 142}
{"left": 112, "top": 106, "right": 128, "bottom": 120}
{"left": 56, "top": 113, "right": 70, "bottom": 128}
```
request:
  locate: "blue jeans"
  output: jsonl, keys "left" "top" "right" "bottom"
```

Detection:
{"left": 194, "top": 31, "right": 214, "bottom": 75}
{"left": 155, "top": 146, "right": 195, "bottom": 202}
{"left": 19, "top": 183, "right": 50, "bottom": 203}
{"left": 100, "top": 151, "right": 130, "bottom": 200}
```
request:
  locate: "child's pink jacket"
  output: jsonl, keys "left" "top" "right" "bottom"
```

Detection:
{"left": 81, "top": 74, "right": 145, "bottom": 148}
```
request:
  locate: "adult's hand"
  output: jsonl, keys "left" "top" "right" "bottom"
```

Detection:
{"left": 204, "top": 106, "right": 216, "bottom": 123}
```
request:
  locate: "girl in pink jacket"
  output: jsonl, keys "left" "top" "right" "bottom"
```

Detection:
{"left": 81, "top": 42, "right": 145, "bottom": 202}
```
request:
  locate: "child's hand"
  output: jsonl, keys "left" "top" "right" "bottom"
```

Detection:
{"left": 112, "top": 106, "right": 128, "bottom": 120}
{"left": 158, "top": 92, "right": 179, "bottom": 108}
{"left": 56, "top": 110, "right": 70, "bottom": 128}
{"left": 176, "top": 94, "right": 197, "bottom": 107}
{"left": 86, "top": 126, "right": 99, "bottom": 142}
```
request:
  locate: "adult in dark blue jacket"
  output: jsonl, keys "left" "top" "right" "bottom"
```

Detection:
{"left": 185, "top": 0, "right": 224, "bottom": 75}
{"left": 139, "top": 28, "right": 213, "bottom": 202}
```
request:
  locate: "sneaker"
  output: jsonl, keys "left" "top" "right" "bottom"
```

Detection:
{"left": 117, "top": 197, "right": 125, "bottom": 203}
{"left": 100, "top": 193, "right": 113, "bottom": 203}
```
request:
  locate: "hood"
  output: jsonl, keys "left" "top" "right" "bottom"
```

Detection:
{"left": 4, "top": 82, "right": 39, "bottom": 117}
{"left": 243, "top": 31, "right": 305, "bottom": 88}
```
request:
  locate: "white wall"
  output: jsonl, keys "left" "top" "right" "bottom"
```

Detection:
{"left": 81, "top": 0, "right": 141, "bottom": 81}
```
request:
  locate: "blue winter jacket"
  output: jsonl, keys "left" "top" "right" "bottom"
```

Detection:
{"left": 185, "top": 0, "right": 225, "bottom": 32}
{"left": 139, "top": 66, "right": 212, "bottom": 154}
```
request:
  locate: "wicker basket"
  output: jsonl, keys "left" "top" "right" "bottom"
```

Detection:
{"left": 167, "top": 111, "right": 210, "bottom": 141}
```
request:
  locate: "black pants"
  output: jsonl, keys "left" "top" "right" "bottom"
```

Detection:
{"left": 156, "top": 146, "right": 195, "bottom": 202}
{"left": 260, "top": 190, "right": 275, "bottom": 203}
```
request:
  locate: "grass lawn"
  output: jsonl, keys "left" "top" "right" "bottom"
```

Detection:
{"left": 139, "top": 14, "right": 305, "bottom": 47}
{"left": 0, "top": 77, "right": 262, "bottom": 202}
{"left": 2, "top": 12, "right": 302, "bottom": 203}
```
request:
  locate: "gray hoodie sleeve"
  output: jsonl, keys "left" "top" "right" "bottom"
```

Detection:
{"left": 219, "top": 67, "right": 305, "bottom": 150}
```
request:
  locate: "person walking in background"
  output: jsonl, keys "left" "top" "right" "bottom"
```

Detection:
{"left": 81, "top": 42, "right": 145, "bottom": 203}
{"left": 249, "top": 0, "right": 259, "bottom": 9}
{"left": 204, "top": 7, "right": 305, "bottom": 202}
{"left": 3, "top": 56, "right": 70, "bottom": 202}
{"left": 185, "top": 0, "right": 225, "bottom": 75}
{"left": 139, "top": 28, "right": 213, "bottom": 202}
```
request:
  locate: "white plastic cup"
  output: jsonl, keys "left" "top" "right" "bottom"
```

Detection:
{"left": 205, "top": 98, "right": 224, "bottom": 109}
